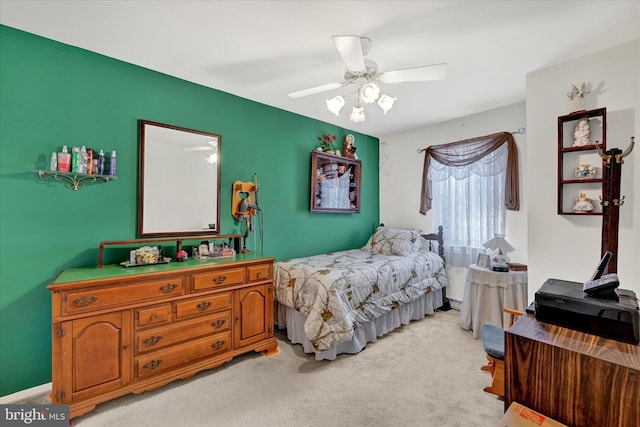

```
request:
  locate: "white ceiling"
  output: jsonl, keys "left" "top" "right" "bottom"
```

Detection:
{"left": 1, "top": 1, "right": 639, "bottom": 138}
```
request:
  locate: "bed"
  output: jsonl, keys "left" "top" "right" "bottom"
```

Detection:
{"left": 274, "top": 225, "right": 448, "bottom": 360}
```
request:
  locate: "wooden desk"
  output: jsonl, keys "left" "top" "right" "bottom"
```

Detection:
{"left": 505, "top": 314, "right": 640, "bottom": 427}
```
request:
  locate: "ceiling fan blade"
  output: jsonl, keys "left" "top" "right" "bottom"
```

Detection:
{"left": 379, "top": 63, "right": 448, "bottom": 83}
{"left": 288, "top": 82, "right": 343, "bottom": 99}
{"left": 332, "top": 35, "right": 366, "bottom": 72}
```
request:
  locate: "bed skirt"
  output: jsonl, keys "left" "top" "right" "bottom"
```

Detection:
{"left": 275, "top": 288, "right": 444, "bottom": 361}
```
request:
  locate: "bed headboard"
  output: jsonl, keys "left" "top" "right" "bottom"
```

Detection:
{"left": 421, "top": 225, "right": 444, "bottom": 262}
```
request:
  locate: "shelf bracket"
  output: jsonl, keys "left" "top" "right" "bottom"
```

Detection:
{"left": 36, "top": 170, "right": 115, "bottom": 191}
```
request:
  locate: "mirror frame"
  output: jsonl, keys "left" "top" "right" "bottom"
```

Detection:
{"left": 138, "top": 119, "right": 221, "bottom": 237}
{"left": 310, "top": 151, "right": 361, "bottom": 214}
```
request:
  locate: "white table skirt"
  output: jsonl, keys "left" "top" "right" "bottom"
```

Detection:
{"left": 459, "top": 264, "right": 528, "bottom": 339}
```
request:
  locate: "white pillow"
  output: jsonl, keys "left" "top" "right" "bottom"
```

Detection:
{"left": 362, "top": 227, "right": 423, "bottom": 256}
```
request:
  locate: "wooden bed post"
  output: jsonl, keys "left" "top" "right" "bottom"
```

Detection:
{"left": 422, "top": 225, "right": 451, "bottom": 311}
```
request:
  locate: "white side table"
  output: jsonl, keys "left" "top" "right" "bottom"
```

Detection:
{"left": 459, "top": 264, "right": 528, "bottom": 339}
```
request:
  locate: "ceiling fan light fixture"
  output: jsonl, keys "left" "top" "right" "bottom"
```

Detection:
{"left": 349, "top": 104, "right": 365, "bottom": 123}
{"left": 326, "top": 95, "right": 346, "bottom": 116}
{"left": 377, "top": 94, "right": 396, "bottom": 114}
{"left": 360, "top": 82, "right": 380, "bottom": 104}
{"left": 292, "top": 36, "right": 446, "bottom": 124}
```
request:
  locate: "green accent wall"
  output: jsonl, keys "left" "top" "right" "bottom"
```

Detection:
{"left": 0, "top": 26, "right": 379, "bottom": 396}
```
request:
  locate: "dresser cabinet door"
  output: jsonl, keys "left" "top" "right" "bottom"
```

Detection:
{"left": 234, "top": 283, "right": 273, "bottom": 348}
{"left": 59, "top": 311, "right": 132, "bottom": 402}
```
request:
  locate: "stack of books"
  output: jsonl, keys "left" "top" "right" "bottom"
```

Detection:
{"left": 507, "top": 262, "right": 528, "bottom": 271}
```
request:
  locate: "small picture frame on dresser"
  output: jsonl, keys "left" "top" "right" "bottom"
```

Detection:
{"left": 477, "top": 254, "right": 490, "bottom": 268}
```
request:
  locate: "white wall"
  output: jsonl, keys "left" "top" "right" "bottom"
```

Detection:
{"left": 379, "top": 102, "right": 528, "bottom": 302}
{"left": 381, "top": 39, "right": 639, "bottom": 307}
{"left": 526, "top": 39, "right": 639, "bottom": 302}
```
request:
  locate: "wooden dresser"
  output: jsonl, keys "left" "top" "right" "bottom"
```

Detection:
{"left": 505, "top": 313, "right": 640, "bottom": 427}
{"left": 48, "top": 253, "right": 279, "bottom": 419}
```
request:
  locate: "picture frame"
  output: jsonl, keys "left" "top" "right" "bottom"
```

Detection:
{"left": 477, "top": 253, "right": 491, "bottom": 268}
{"left": 310, "top": 151, "right": 361, "bottom": 213}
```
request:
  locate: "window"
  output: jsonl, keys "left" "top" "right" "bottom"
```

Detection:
{"left": 429, "top": 145, "right": 507, "bottom": 267}
{"left": 419, "top": 132, "right": 519, "bottom": 267}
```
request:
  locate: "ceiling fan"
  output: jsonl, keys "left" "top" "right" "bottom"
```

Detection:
{"left": 288, "top": 35, "right": 447, "bottom": 122}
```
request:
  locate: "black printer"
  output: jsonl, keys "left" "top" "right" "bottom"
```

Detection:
{"left": 535, "top": 278, "right": 639, "bottom": 344}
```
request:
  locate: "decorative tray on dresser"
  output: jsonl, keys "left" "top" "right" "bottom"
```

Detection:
{"left": 47, "top": 235, "right": 279, "bottom": 420}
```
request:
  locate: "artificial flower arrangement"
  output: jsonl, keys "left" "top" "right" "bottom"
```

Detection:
{"left": 316, "top": 134, "right": 337, "bottom": 154}
{"left": 135, "top": 246, "right": 160, "bottom": 264}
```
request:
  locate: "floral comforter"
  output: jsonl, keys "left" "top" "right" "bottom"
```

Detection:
{"left": 274, "top": 249, "right": 447, "bottom": 352}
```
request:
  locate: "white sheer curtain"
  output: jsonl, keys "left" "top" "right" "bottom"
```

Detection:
{"left": 428, "top": 144, "right": 507, "bottom": 267}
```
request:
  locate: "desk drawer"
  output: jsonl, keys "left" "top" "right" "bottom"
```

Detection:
{"left": 192, "top": 267, "right": 245, "bottom": 291}
{"left": 62, "top": 276, "right": 185, "bottom": 315}
{"left": 174, "top": 293, "right": 231, "bottom": 319}
{"left": 135, "top": 331, "right": 231, "bottom": 378}
{"left": 136, "top": 311, "right": 231, "bottom": 353}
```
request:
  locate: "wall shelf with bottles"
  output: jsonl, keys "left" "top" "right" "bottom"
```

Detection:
{"left": 557, "top": 108, "right": 606, "bottom": 215}
{"left": 34, "top": 170, "right": 117, "bottom": 191}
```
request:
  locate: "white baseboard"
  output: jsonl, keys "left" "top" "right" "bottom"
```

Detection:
{"left": 448, "top": 298, "right": 462, "bottom": 311}
{"left": 0, "top": 383, "right": 51, "bottom": 404}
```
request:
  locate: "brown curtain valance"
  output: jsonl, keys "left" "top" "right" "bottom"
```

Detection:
{"left": 419, "top": 131, "right": 519, "bottom": 214}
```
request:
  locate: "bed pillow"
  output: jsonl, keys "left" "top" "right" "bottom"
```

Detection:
{"left": 362, "top": 226, "right": 423, "bottom": 256}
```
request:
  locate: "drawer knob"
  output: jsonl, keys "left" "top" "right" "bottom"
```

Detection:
{"left": 143, "top": 359, "right": 162, "bottom": 370}
{"left": 197, "top": 301, "right": 212, "bottom": 311}
{"left": 73, "top": 296, "right": 97, "bottom": 307}
{"left": 256, "top": 272, "right": 262, "bottom": 278}
{"left": 211, "top": 319, "right": 226, "bottom": 328}
{"left": 212, "top": 275, "right": 227, "bottom": 284}
{"left": 150, "top": 314, "right": 158, "bottom": 321}
{"left": 211, "top": 340, "right": 226, "bottom": 349}
{"left": 159, "top": 283, "right": 178, "bottom": 293}
{"left": 143, "top": 335, "right": 163, "bottom": 346}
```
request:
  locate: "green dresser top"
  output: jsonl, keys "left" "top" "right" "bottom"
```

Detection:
{"left": 51, "top": 253, "right": 274, "bottom": 285}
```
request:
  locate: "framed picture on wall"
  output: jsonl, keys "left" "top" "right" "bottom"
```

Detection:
{"left": 477, "top": 253, "right": 490, "bottom": 268}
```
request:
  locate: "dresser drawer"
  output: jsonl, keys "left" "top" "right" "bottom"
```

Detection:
{"left": 136, "top": 311, "right": 231, "bottom": 353}
{"left": 135, "top": 331, "right": 231, "bottom": 378}
{"left": 136, "top": 304, "right": 172, "bottom": 328}
{"left": 192, "top": 267, "right": 244, "bottom": 291}
{"left": 62, "top": 276, "right": 185, "bottom": 315}
{"left": 174, "top": 293, "right": 231, "bottom": 319}
{"left": 247, "top": 264, "right": 271, "bottom": 282}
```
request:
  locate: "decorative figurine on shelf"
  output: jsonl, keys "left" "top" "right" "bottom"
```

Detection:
{"left": 573, "top": 192, "right": 595, "bottom": 212}
{"left": 343, "top": 134, "right": 358, "bottom": 159}
{"left": 572, "top": 118, "right": 591, "bottom": 147}
{"left": 567, "top": 82, "right": 590, "bottom": 112}
{"left": 574, "top": 163, "right": 596, "bottom": 179}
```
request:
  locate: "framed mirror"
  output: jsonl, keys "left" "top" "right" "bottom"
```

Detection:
{"left": 138, "top": 120, "right": 221, "bottom": 237}
{"left": 310, "top": 151, "right": 361, "bottom": 213}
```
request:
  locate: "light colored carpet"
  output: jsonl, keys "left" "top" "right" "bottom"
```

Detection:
{"left": 32, "top": 310, "right": 504, "bottom": 426}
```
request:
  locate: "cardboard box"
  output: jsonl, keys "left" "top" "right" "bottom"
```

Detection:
{"left": 497, "top": 402, "right": 567, "bottom": 427}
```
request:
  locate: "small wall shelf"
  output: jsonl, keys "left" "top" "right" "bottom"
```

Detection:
{"left": 35, "top": 170, "right": 117, "bottom": 191}
{"left": 557, "top": 108, "right": 606, "bottom": 215}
